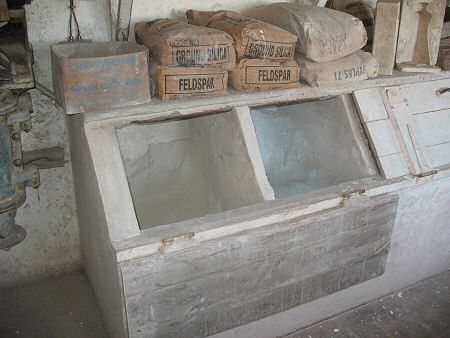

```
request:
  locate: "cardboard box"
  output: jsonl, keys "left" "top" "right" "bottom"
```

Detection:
{"left": 51, "top": 42, "right": 151, "bottom": 114}
{"left": 230, "top": 59, "right": 300, "bottom": 92}
{"left": 153, "top": 65, "right": 228, "bottom": 100}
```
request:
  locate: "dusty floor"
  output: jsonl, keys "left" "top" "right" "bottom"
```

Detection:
{"left": 286, "top": 270, "right": 450, "bottom": 338}
{"left": 0, "top": 270, "right": 108, "bottom": 338}
{"left": 0, "top": 270, "right": 449, "bottom": 338}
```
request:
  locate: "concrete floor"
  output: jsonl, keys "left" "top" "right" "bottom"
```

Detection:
{"left": 0, "top": 270, "right": 449, "bottom": 338}
{"left": 0, "top": 270, "right": 109, "bottom": 338}
{"left": 286, "top": 270, "right": 450, "bottom": 338}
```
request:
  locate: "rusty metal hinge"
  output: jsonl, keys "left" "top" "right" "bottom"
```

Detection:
{"left": 159, "top": 232, "right": 195, "bottom": 253}
{"left": 413, "top": 170, "right": 438, "bottom": 178}
{"left": 340, "top": 187, "right": 366, "bottom": 200}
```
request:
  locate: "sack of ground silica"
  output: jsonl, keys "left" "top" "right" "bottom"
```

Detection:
{"left": 245, "top": 3, "right": 368, "bottom": 62}
{"left": 135, "top": 19, "right": 235, "bottom": 70}
{"left": 297, "top": 50, "right": 378, "bottom": 87}
{"left": 230, "top": 59, "right": 300, "bottom": 92}
{"left": 151, "top": 64, "right": 228, "bottom": 100}
{"left": 186, "top": 10, "right": 297, "bottom": 61}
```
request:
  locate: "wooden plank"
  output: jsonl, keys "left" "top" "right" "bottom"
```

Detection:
{"left": 0, "top": 0, "right": 9, "bottom": 23}
{"left": 365, "top": 119, "right": 402, "bottom": 156}
{"left": 353, "top": 88, "right": 389, "bottom": 122}
{"left": 442, "top": 21, "right": 450, "bottom": 38}
{"left": 340, "top": 94, "right": 379, "bottom": 176}
{"left": 85, "top": 125, "right": 141, "bottom": 241}
{"left": 378, "top": 153, "right": 409, "bottom": 178}
{"left": 68, "top": 115, "right": 129, "bottom": 338}
{"left": 115, "top": 0, "right": 133, "bottom": 41}
{"left": 391, "top": 79, "right": 450, "bottom": 115}
{"left": 426, "top": 141, "right": 450, "bottom": 167}
{"left": 235, "top": 106, "right": 275, "bottom": 200}
{"left": 353, "top": 88, "right": 408, "bottom": 178}
{"left": 413, "top": 109, "right": 450, "bottom": 146}
{"left": 384, "top": 87, "right": 433, "bottom": 175}
{"left": 121, "top": 194, "right": 398, "bottom": 337}
{"left": 81, "top": 71, "right": 450, "bottom": 120}
{"left": 372, "top": 0, "right": 400, "bottom": 75}
{"left": 121, "top": 196, "right": 395, "bottom": 287}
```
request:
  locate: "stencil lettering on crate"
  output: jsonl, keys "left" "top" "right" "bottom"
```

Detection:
{"left": 70, "top": 55, "right": 145, "bottom": 96}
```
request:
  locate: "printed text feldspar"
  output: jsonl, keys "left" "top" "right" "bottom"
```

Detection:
{"left": 178, "top": 77, "right": 215, "bottom": 91}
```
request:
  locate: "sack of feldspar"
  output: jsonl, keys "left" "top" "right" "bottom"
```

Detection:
{"left": 297, "top": 50, "right": 378, "bottom": 87}
{"left": 186, "top": 10, "right": 297, "bottom": 61}
{"left": 328, "top": 0, "right": 374, "bottom": 50}
{"left": 152, "top": 64, "right": 228, "bottom": 100}
{"left": 230, "top": 59, "right": 300, "bottom": 92}
{"left": 245, "top": 3, "right": 367, "bottom": 62}
{"left": 135, "top": 19, "right": 235, "bottom": 70}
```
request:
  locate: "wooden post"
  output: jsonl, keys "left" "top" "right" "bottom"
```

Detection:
{"left": 372, "top": 0, "right": 401, "bottom": 75}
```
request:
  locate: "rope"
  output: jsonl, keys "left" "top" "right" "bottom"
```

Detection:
{"left": 68, "top": 0, "right": 82, "bottom": 41}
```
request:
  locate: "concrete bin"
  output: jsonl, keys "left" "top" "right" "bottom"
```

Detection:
{"left": 250, "top": 96, "right": 378, "bottom": 198}
{"left": 116, "top": 110, "right": 268, "bottom": 229}
{"left": 67, "top": 75, "right": 450, "bottom": 337}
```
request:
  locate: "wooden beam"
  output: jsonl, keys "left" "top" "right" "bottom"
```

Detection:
{"left": 115, "top": 0, "right": 133, "bottom": 41}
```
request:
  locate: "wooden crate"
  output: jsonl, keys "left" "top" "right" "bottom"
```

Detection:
{"left": 51, "top": 41, "right": 151, "bottom": 114}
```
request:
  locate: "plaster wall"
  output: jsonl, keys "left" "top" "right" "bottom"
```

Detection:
{"left": 0, "top": 0, "right": 110, "bottom": 288}
{"left": 127, "top": 0, "right": 294, "bottom": 40}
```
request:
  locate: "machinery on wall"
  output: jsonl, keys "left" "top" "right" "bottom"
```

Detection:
{"left": 0, "top": 0, "right": 39, "bottom": 250}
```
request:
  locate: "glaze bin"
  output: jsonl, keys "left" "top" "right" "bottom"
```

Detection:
{"left": 68, "top": 82, "right": 450, "bottom": 337}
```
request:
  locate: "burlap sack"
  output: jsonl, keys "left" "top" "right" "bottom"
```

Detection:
{"left": 186, "top": 10, "right": 297, "bottom": 61}
{"left": 230, "top": 59, "right": 300, "bottom": 92}
{"left": 152, "top": 64, "right": 228, "bottom": 100}
{"left": 245, "top": 3, "right": 368, "bottom": 62}
{"left": 297, "top": 50, "right": 378, "bottom": 86}
{"left": 328, "top": 0, "right": 374, "bottom": 50}
{"left": 135, "top": 19, "right": 235, "bottom": 70}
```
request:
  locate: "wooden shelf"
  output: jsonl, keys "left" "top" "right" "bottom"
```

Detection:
{"left": 81, "top": 70, "right": 450, "bottom": 124}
